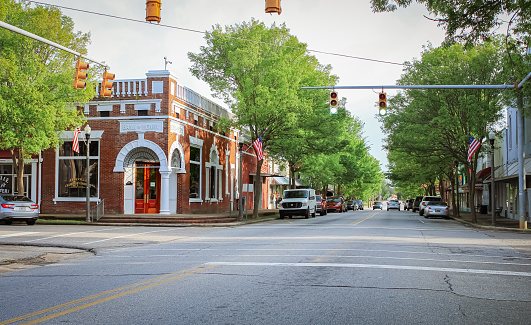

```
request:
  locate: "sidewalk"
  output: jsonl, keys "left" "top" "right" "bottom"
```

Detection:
{"left": 450, "top": 210, "right": 529, "bottom": 232}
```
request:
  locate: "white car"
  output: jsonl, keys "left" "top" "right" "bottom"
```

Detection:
{"left": 387, "top": 199, "right": 400, "bottom": 211}
{"left": 279, "top": 189, "right": 317, "bottom": 219}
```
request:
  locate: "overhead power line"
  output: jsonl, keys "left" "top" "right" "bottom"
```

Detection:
{"left": 28, "top": 1, "right": 404, "bottom": 66}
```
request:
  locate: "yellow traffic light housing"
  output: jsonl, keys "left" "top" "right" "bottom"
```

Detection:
{"left": 146, "top": 0, "right": 161, "bottom": 23}
{"left": 265, "top": 0, "right": 281, "bottom": 15}
{"left": 330, "top": 91, "right": 338, "bottom": 114}
{"left": 73, "top": 60, "right": 89, "bottom": 90}
{"left": 378, "top": 92, "right": 387, "bottom": 116}
{"left": 100, "top": 71, "right": 115, "bottom": 97}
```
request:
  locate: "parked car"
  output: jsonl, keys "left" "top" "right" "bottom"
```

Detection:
{"left": 412, "top": 196, "right": 423, "bottom": 212}
{"left": 0, "top": 194, "right": 39, "bottom": 225}
{"left": 316, "top": 195, "right": 327, "bottom": 216}
{"left": 327, "top": 197, "right": 346, "bottom": 213}
{"left": 354, "top": 200, "right": 364, "bottom": 210}
{"left": 346, "top": 200, "right": 356, "bottom": 211}
{"left": 424, "top": 201, "right": 450, "bottom": 219}
{"left": 387, "top": 199, "right": 400, "bottom": 211}
{"left": 373, "top": 201, "right": 383, "bottom": 210}
{"left": 279, "top": 189, "right": 317, "bottom": 219}
{"left": 418, "top": 196, "right": 443, "bottom": 216}
{"left": 405, "top": 199, "right": 414, "bottom": 211}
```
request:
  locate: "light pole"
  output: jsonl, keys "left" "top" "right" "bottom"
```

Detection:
{"left": 238, "top": 142, "right": 243, "bottom": 222}
{"left": 489, "top": 130, "right": 496, "bottom": 226}
{"left": 454, "top": 160, "right": 459, "bottom": 217}
{"left": 85, "top": 124, "right": 91, "bottom": 223}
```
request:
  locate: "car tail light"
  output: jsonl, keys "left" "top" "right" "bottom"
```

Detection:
{"left": 30, "top": 204, "right": 39, "bottom": 210}
{"left": 1, "top": 203, "right": 15, "bottom": 209}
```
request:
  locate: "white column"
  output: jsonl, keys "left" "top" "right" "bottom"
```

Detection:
{"left": 159, "top": 170, "right": 171, "bottom": 214}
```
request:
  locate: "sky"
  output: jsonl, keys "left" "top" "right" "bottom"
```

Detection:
{"left": 31, "top": 0, "right": 447, "bottom": 171}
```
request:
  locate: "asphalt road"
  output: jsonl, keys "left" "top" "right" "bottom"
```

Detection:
{"left": 1, "top": 209, "right": 530, "bottom": 324}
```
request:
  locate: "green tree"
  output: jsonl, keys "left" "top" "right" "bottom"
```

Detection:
{"left": 371, "top": 0, "right": 530, "bottom": 46}
{"left": 189, "top": 19, "right": 330, "bottom": 218}
{"left": 381, "top": 39, "right": 512, "bottom": 222}
{"left": 0, "top": 1, "right": 96, "bottom": 195}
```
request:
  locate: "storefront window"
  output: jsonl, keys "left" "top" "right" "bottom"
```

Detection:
{"left": 0, "top": 164, "right": 31, "bottom": 196}
{"left": 58, "top": 140, "right": 99, "bottom": 198}
{"left": 190, "top": 147, "right": 201, "bottom": 199}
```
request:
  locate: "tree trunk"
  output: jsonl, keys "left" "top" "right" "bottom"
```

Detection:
{"left": 468, "top": 161, "right": 478, "bottom": 223}
{"left": 252, "top": 159, "right": 263, "bottom": 219}
{"left": 450, "top": 169, "right": 458, "bottom": 218}
{"left": 11, "top": 149, "right": 25, "bottom": 195}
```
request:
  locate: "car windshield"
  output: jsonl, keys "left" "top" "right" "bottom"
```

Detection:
{"left": 374, "top": 202, "right": 382, "bottom": 205}
{"left": 316, "top": 195, "right": 322, "bottom": 200}
{"left": 284, "top": 190, "right": 308, "bottom": 199}
{"left": 390, "top": 200, "right": 398, "bottom": 203}
{"left": 427, "top": 201, "right": 447, "bottom": 206}
{"left": 327, "top": 198, "right": 341, "bottom": 203}
{"left": 1, "top": 195, "right": 31, "bottom": 202}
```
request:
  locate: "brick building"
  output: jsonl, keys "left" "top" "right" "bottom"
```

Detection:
{"left": 1, "top": 70, "right": 271, "bottom": 216}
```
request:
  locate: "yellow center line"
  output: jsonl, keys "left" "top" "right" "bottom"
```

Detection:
{"left": 1, "top": 264, "right": 216, "bottom": 325}
{"left": 351, "top": 212, "right": 378, "bottom": 225}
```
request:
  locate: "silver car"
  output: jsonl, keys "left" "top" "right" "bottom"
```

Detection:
{"left": 424, "top": 201, "right": 449, "bottom": 219}
{"left": 0, "top": 195, "right": 39, "bottom": 225}
{"left": 387, "top": 199, "right": 400, "bottom": 211}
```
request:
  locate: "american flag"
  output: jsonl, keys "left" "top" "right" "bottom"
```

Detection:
{"left": 72, "top": 127, "right": 81, "bottom": 153}
{"left": 253, "top": 136, "right": 263, "bottom": 161}
{"left": 467, "top": 134, "right": 481, "bottom": 162}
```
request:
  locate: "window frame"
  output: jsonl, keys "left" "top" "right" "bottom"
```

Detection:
{"left": 54, "top": 139, "right": 100, "bottom": 202}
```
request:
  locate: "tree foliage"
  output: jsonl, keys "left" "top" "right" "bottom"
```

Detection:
{"left": 189, "top": 19, "right": 384, "bottom": 211}
{"left": 371, "top": 0, "right": 530, "bottom": 46}
{"left": 380, "top": 39, "right": 516, "bottom": 221}
{"left": 0, "top": 0, "right": 96, "bottom": 193}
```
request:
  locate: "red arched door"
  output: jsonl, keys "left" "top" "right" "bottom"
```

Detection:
{"left": 135, "top": 163, "right": 160, "bottom": 214}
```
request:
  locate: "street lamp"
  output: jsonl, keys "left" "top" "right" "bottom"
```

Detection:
{"left": 238, "top": 142, "right": 244, "bottom": 222}
{"left": 85, "top": 124, "right": 91, "bottom": 223}
{"left": 489, "top": 130, "right": 496, "bottom": 226}
{"left": 454, "top": 160, "right": 459, "bottom": 217}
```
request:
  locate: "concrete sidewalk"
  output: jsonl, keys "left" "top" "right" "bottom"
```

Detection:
{"left": 450, "top": 210, "right": 529, "bottom": 232}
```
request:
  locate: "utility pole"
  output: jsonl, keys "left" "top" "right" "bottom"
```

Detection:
{"left": 0, "top": 21, "right": 108, "bottom": 69}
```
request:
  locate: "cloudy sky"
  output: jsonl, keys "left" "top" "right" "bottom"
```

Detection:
{"left": 32, "top": 0, "right": 446, "bottom": 170}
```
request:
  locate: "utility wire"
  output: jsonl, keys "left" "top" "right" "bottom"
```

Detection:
{"left": 29, "top": 1, "right": 404, "bottom": 66}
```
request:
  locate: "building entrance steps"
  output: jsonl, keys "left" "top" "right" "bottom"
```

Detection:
{"left": 38, "top": 209, "right": 279, "bottom": 226}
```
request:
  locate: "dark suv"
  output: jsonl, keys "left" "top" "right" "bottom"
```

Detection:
{"left": 412, "top": 196, "right": 423, "bottom": 212}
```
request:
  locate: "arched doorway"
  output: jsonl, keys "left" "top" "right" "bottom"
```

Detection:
{"left": 124, "top": 147, "right": 160, "bottom": 214}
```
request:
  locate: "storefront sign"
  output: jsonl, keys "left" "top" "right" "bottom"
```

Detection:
{"left": 0, "top": 175, "right": 11, "bottom": 194}
{"left": 120, "top": 120, "right": 164, "bottom": 133}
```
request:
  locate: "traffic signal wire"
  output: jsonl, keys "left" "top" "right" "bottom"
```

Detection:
{"left": 28, "top": 1, "right": 404, "bottom": 66}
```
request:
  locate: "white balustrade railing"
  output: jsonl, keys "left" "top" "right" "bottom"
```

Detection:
{"left": 97, "top": 79, "right": 230, "bottom": 118}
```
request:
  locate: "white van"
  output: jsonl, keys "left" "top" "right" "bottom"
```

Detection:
{"left": 278, "top": 189, "right": 317, "bottom": 219}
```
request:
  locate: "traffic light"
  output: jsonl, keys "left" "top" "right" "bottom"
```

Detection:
{"left": 100, "top": 71, "right": 115, "bottom": 97}
{"left": 378, "top": 92, "right": 387, "bottom": 116}
{"left": 146, "top": 0, "right": 161, "bottom": 23}
{"left": 73, "top": 60, "right": 89, "bottom": 90}
{"left": 330, "top": 91, "right": 338, "bottom": 114}
{"left": 265, "top": 0, "right": 281, "bottom": 14}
